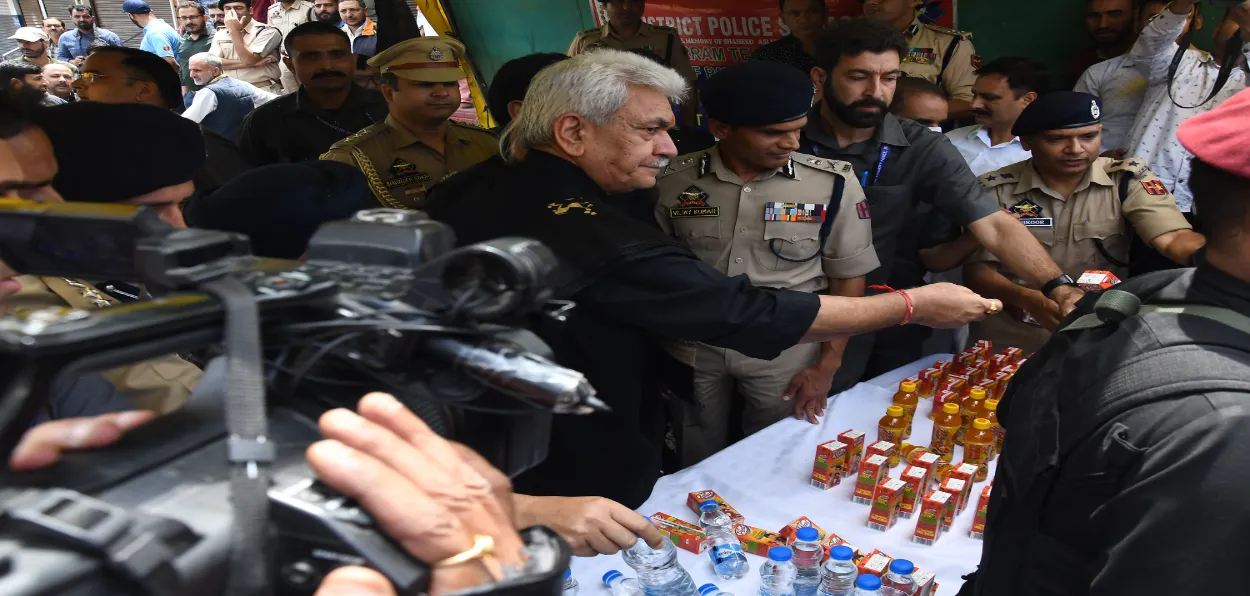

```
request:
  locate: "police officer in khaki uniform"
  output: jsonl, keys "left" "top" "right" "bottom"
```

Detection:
{"left": 654, "top": 62, "right": 879, "bottom": 465}
{"left": 964, "top": 91, "right": 1206, "bottom": 352}
{"left": 267, "top": 0, "right": 314, "bottom": 94}
{"left": 863, "top": 0, "right": 979, "bottom": 118}
{"left": 570, "top": 0, "right": 700, "bottom": 127}
{"left": 6, "top": 276, "right": 201, "bottom": 413}
{"left": 321, "top": 37, "right": 497, "bottom": 210}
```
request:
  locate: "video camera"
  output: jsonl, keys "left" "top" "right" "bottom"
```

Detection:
{"left": 0, "top": 200, "right": 587, "bottom": 596}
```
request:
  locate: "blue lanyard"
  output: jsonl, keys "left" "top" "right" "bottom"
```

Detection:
{"left": 810, "top": 143, "right": 892, "bottom": 187}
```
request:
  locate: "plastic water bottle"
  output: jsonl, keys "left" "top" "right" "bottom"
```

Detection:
{"left": 880, "top": 560, "right": 916, "bottom": 595}
{"left": 759, "top": 546, "right": 798, "bottom": 596}
{"left": 817, "top": 545, "right": 858, "bottom": 596}
{"left": 622, "top": 537, "right": 699, "bottom": 596}
{"left": 604, "top": 570, "right": 643, "bottom": 596}
{"left": 563, "top": 569, "right": 579, "bottom": 596}
{"left": 791, "top": 527, "right": 823, "bottom": 596}
{"left": 698, "top": 501, "right": 749, "bottom": 579}
{"left": 698, "top": 583, "right": 735, "bottom": 596}
{"left": 853, "top": 574, "right": 881, "bottom": 595}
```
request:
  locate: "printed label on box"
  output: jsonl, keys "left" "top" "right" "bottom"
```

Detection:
{"left": 686, "top": 490, "right": 745, "bottom": 524}
{"left": 810, "top": 440, "right": 848, "bottom": 490}
{"left": 853, "top": 454, "right": 889, "bottom": 504}
{"left": 867, "top": 478, "right": 906, "bottom": 531}
{"left": 733, "top": 523, "right": 788, "bottom": 557}
{"left": 650, "top": 512, "right": 708, "bottom": 554}
{"left": 838, "top": 430, "right": 867, "bottom": 476}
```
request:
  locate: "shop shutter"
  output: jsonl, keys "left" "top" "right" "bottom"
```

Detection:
{"left": 95, "top": 0, "right": 144, "bottom": 47}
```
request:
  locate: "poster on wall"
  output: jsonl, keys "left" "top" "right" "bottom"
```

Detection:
{"left": 587, "top": 0, "right": 957, "bottom": 80}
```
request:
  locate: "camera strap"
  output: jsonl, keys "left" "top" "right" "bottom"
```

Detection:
{"left": 202, "top": 277, "right": 274, "bottom": 596}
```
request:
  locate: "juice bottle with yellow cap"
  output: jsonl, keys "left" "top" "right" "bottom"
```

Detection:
{"left": 964, "top": 418, "right": 995, "bottom": 482}
{"left": 892, "top": 380, "right": 920, "bottom": 439}
{"left": 878, "top": 406, "right": 907, "bottom": 467}
{"left": 929, "top": 402, "right": 962, "bottom": 462}
{"left": 984, "top": 399, "right": 1004, "bottom": 460}
{"left": 957, "top": 387, "right": 988, "bottom": 446}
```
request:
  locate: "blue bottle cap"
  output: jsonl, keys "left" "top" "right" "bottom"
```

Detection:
{"left": 795, "top": 527, "right": 819, "bottom": 542}
{"left": 889, "top": 559, "right": 915, "bottom": 575}
{"left": 768, "top": 546, "right": 793, "bottom": 562}
{"left": 602, "top": 570, "right": 623, "bottom": 585}
{"left": 698, "top": 583, "right": 719, "bottom": 596}
{"left": 856, "top": 574, "right": 882, "bottom": 590}
{"left": 699, "top": 500, "right": 719, "bottom": 511}
{"left": 564, "top": 569, "right": 572, "bottom": 579}
{"left": 830, "top": 545, "right": 854, "bottom": 561}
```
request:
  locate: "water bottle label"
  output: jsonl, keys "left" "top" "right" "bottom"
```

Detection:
{"left": 710, "top": 543, "right": 743, "bottom": 563}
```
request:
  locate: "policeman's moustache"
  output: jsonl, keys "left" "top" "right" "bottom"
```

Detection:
{"left": 0, "top": 201, "right": 581, "bottom": 596}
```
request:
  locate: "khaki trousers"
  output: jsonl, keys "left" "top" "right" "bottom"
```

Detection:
{"left": 278, "top": 60, "right": 298, "bottom": 94}
{"left": 678, "top": 341, "right": 821, "bottom": 466}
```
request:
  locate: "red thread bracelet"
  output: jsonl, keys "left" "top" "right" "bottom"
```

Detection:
{"left": 869, "top": 285, "right": 914, "bottom": 326}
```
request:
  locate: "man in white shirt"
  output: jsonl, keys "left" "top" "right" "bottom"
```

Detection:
{"left": 1125, "top": 0, "right": 1249, "bottom": 213}
{"left": 183, "top": 52, "right": 276, "bottom": 142}
{"left": 946, "top": 57, "right": 1050, "bottom": 176}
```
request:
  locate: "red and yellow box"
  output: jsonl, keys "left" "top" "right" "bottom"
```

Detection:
{"left": 867, "top": 478, "right": 906, "bottom": 531}
{"left": 853, "top": 454, "right": 889, "bottom": 504}
{"left": 899, "top": 466, "right": 927, "bottom": 518}
{"left": 949, "top": 462, "right": 979, "bottom": 506}
{"left": 733, "top": 524, "right": 788, "bottom": 557}
{"left": 970, "top": 484, "right": 992, "bottom": 539}
{"left": 857, "top": 550, "right": 893, "bottom": 577}
{"left": 838, "top": 430, "right": 866, "bottom": 476}
{"left": 867, "top": 440, "right": 898, "bottom": 468}
{"left": 911, "top": 490, "right": 951, "bottom": 545}
{"left": 819, "top": 531, "right": 851, "bottom": 561}
{"left": 918, "top": 367, "right": 943, "bottom": 399}
{"left": 912, "top": 568, "right": 939, "bottom": 596}
{"left": 931, "top": 359, "right": 952, "bottom": 372}
{"left": 939, "top": 378, "right": 967, "bottom": 400}
{"left": 1002, "top": 347, "right": 1024, "bottom": 362}
{"left": 974, "top": 339, "right": 993, "bottom": 352}
{"left": 931, "top": 389, "right": 961, "bottom": 419}
{"left": 810, "top": 440, "right": 848, "bottom": 490}
{"left": 911, "top": 451, "right": 941, "bottom": 483}
{"left": 940, "top": 477, "right": 969, "bottom": 519}
{"left": 686, "top": 490, "right": 744, "bottom": 524}
{"left": 1077, "top": 270, "right": 1121, "bottom": 291}
{"left": 778, "top": 516, "right": 827, "bottom": 543}
{"left": 649, "top": 513, "right": 708, "bottom": 554}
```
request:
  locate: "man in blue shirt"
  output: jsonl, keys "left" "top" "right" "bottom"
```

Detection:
{"left": 123, "top": 0, "right": 182, "bottom": 71}
{"left": 56, "top": 5, "right": 123, "bottom": 68}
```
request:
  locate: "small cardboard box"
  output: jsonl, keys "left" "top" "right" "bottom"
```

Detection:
{"left": 911, "top": 490, "right": 951, "bottom": 546}
{"left": 809, "top": 440, "right": 848, "bottom": 490}
{"left": 1077, "top": 270, "right": 1121, "bottom": 291}
{"left": 649, "top": 512, "right": 708, "bottom": 554}
{"left": 940, "top": 477, "right": 969, "bottom": 521}
{"left": 853, "top": 454, "right": 889, "bottom": 504}
{"left": 838, "top": 430, "right": 866, "bottom": 476}
{"left": 970, "top": 484, "right": 993, "bottom": 539}
{"left": 949, "top": 463, "right": 979, "bottom": 506}
{"left": 733, "top": 524, "right": 788, "bottom": 557}
{"left": 867, "top": 440, "right": 898, "bottom": 468}
{"left": 686, "top": 490, "right": 744, "bottom": 524}
{"left": 778, "top": 516, "right": 827, "bottom": 543}
{"left": 899, "top": 466, "right": 927, "bottom": 518}
{"left": 867, "top": 478, "right": 906, "bottom": 531}
{"left": 856, "top": 550, "right": 893, "bottom": 577}
{"left": 913, "top": 568, "right": 939, "bottom": 596}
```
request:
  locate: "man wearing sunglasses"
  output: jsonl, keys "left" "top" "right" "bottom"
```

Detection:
{"left": 72, "top": 46, "right": 184, "bottom": 110}
{"left": 652, "top": 61, "right": 879, "bottom": 465}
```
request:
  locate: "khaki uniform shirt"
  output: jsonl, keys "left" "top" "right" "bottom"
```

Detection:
{"left": 320, "top": 115, "right": 499, "bottom": 209}
{"left": 654, "top": 148, "right": 880, "bottom": 294}
{"left": 267, "top": 0, "right": 314, "bottom": 37}
{"left": 209, "top": 19, "right": 282, "bottom": 88}
{"left": 901, "top": 18, "right": 978, "bottom": 103}
{"left": 968, "top": 156, "right": 1192, "bottom": 351}
{"left": 568, "top": 21, "right": 698, "bottom": 85}
{"left": 6, "top": 276, "right": 201, "bottom": 413}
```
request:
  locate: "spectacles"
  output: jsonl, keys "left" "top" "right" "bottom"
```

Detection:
{"left": 78, "top": 72, "right": 142, "bottom": 84}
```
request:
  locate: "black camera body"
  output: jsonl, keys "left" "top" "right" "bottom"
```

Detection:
{"left": 0, "top": 202, "right": 577, "bottom": 596}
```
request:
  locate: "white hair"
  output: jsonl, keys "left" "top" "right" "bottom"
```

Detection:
{"left": 189, "top": 51, "right": 221, "bottom": 71}
{"left": 499, "top": 49, "right": 688, "bottom": 161}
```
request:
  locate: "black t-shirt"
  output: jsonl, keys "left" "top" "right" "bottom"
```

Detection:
{"left": 751, "top": 35, "right": 817, "bottom": 76}
{"left": 238, "top": 84, "right": 388, "bottom": 166}
{"left": 427, "top": 152, "right": 819, "bottom": 507}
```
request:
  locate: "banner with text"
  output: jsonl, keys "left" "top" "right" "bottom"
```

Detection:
{"left": 588, "top": 0, "right": 957, "bottom": 79}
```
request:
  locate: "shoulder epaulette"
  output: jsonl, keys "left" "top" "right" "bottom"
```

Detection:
{"left": 923, "top": 23, "right": 972, "bottom": 40}
{"left": 1106, "top": 157, "right": 1150, "bottom": 178}
{"left": 320, "top": 120, "right": 387, "bottom": 157}
{"left": 792, "top": 152, "right": 854, "bottom": 177}
{"left": 450, "top": 120, "right": 499, "bottom": 137}
{"left": 980, "top": 163, "right": 1025, "bottom": 187}
{"left": 659, "top": 151, "right": 705, "bottom": 177}
{"left": 574, "top": 27, "right": 601, "bottom": 39}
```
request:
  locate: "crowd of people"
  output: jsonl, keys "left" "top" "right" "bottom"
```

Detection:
{"left": 1, "top": 0, "right": 1249, "bottom": 593}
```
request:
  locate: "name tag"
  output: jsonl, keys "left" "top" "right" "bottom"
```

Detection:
{"left": 764, "top": 202, "right": 826, "bottom": 223}
{"left": 1019, "top": 217, "right": 1054, "bottom": 228}
{"left": 670, "top": 206, "right": 719, "bottom": 218}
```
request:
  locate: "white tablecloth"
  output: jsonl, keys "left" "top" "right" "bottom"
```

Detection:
{"left": 570, "top": 355, "right": 994, "bottom": 596}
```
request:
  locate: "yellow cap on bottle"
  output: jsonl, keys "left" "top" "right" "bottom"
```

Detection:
{"left": 972, "top": 418, "right": 991, "bottom": 430}
{"left": 900, "top": 380, "right": 918, "bottom": 393}
{"left": 969, "top": 387, "right": 987, "bottom": 399}
{"left": 942, "top": 402, "right": 961, "bottom": 414}
{"left": 985, "top": 399, "right": 999, "bottom": 411}
{"left": 887, "top": 405, "right": 905, "bottom": 417}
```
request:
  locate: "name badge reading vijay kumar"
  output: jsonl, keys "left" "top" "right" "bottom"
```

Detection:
{"left": 670, "top": 185, "right": 719, "bottom": 218}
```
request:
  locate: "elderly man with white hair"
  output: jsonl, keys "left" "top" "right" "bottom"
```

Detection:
{"left": 182, "top": 51, "right": 277, "bottom": 142}
{"left": 425, "top": 49, "right": 1000, "bottom": 556}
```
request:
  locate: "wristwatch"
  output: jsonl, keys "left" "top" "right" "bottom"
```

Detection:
{"left": 1041, "top": 274, "right": 1078, "bottom": 299}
